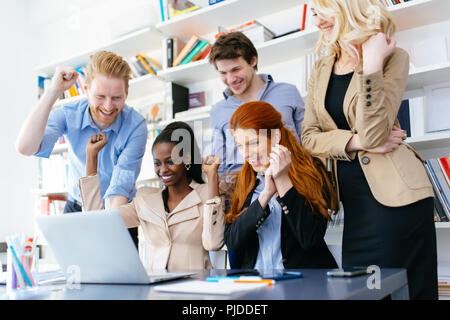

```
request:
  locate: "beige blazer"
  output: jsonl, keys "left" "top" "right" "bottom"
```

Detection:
{"left": 301, "top": 47, "right": 433, "bottom": 207}
{"left": 78, "top": 175, "right": 225, "bottom": 271}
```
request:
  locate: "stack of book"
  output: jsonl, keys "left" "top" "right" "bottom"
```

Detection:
{"left": 215, "top": 20, "right": 275, "bottom": 45}
{"left": 40, "top": 194, "right": 66, "bottom": 216}
{"left": 438, "top": 266, "right": 450, "bottom": 296}
{"left": 125, "top": 54, "right": 162, "bottom": 78}
{"left": 159, "top": 0, "right": 227, "bottom": 22}
{"left": 424, "top": 157, "right": 450, "bottom": 222}
{"left": 169, "top": 35, "right": 212, "bottom": 68}
{"left": 159, "top": 0, "right": 201, "bottom": 22}
{"left": 380, "top": 0, "right": 413, "bottom": 7}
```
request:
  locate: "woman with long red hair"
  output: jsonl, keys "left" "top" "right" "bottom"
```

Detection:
{"left": 225, "top": 101, "right": 338, "bottom": 270}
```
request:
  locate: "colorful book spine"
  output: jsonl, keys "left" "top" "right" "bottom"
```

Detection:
{"left": 173, "top": 35, "right": 199, "bottom": 67}
{"left": 136, "top": 54, "right": 156, "bottom": 75}
{"left": 301, "top": 3, "right": 307, "bottom": 31}
{"left": 179, "top": 40, "right": 208, "bottom": 65}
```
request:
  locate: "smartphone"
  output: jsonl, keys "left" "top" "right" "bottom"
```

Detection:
{"left": 326, "top": 267, "right": 369, "bottom": 277}
{"left": 260, "top": 271, "right": 303, "bottom": 281}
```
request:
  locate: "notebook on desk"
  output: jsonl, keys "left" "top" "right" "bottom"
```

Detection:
{"left": 36, "top": 209, "right": 194, "bottom": 284}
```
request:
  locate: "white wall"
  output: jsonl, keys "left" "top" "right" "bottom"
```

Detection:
{"left": 0, "top": 1, "right": 39, "bottom": 242}
{"left": 0, "top": 0, "right": 161, "bottom": 242}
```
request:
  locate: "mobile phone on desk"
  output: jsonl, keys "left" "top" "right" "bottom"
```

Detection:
{"left": 327, "top": 267, "right": 369, "bottom": 277}
{"left": 260, "top": 271, "right": 303, "bottom": 280}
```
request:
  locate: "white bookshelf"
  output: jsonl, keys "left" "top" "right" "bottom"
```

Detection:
{"left": 389, "top": 0, "right": 450, "bottom": 32}
{"left": 34, "top": 26, "right": 162, "bottom": 77}
{"left": 158, "top": 0, "right": 450, "bottom": 89}
{"left": 406, "top": 61, "right": 450, "bottom": 97}
{"left": 406, "top": 132, "right": 450, "bottom": 151}
{"left": 156, "top": 0, "right": 300, "bottom": 40}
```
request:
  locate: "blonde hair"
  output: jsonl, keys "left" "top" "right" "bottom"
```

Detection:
{"left": 311, "top": 0, "right": 396, "bottom": 60}
{"left": 85, "top": 51, "right": 132, "bottom": 92}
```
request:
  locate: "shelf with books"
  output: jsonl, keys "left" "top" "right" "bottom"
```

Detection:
{"left": 156, "top": 0, "right": 300, "bottom": 40}
{"left": 158, "top": 0, "right": 450, "bottom": 87}
{"left": 34, "top": 27, "right": 162, "bottom": 77}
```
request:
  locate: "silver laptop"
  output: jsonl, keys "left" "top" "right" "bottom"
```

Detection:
{"left": 36, "top": 209, "right": 195, "bottom": 284}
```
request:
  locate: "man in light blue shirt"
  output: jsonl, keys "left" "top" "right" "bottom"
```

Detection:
{"left": 35, "top": 99, "right": 147, "bottom": 206}
{"left": 16, "top": 51, "right": 147, "bottom": 245}
{"left": 208, "top": 32, "right": 304, "bottom": 268}
{"left": 209, "top": 32, "right": 304, "bottom": 179}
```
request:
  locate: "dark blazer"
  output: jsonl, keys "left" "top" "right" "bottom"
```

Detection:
{"left": 224, "top": 181, "right": 337, "bottom": 269}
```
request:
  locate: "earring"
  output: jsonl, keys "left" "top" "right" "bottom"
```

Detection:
{"left": 185, "top": 163, "right": 191, "bottom": 171}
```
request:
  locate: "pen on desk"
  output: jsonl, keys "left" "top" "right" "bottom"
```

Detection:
{"left": 7, "top": 245, "right": 27, "bottom": 288}
{"left": 234, "top": 279, "right": 275, "bottom": 286}
{"left": 206, "top": 276, "right": 240, "bottom": 282}
{"left": 206, "top": 275, "right": 264, "bottom": 282}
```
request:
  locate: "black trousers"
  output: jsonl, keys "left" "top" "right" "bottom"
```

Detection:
{"left": 64, "top": 199, "right": 139, "bottom": 249}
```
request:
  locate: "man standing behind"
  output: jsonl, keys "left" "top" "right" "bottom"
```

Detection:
{"left": 16, "top": 51, "right": 147, "bottom": 246}
{"left": 208, "top": 32, "right": 305, "bottom": 267}
{"left": 209, "top": 32, "right": 305, "bottom": 180}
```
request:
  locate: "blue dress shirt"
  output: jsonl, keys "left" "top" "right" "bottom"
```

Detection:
{"left": 210, "top": 74, "right": 305, "bottom": 177}
{"left": 251, "top": 174, "right": 284, "bottom": 271}
{"left": 35, "top": 99, "right": 148, "bottom": 204}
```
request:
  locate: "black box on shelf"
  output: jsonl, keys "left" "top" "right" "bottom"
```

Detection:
{"left": 170, "top": 82, "right": 189, "bottom": 118}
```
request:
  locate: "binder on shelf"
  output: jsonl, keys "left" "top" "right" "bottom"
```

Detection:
{"left": 397, "top": 99, "right": 411, "bottom": 137}
{"left": 169, "top": 82, "right": 189, "bottom": 118}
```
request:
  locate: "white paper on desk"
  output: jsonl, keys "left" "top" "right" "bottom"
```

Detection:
{"left": 152, "top": 280, "right": 268, "bottom": 295}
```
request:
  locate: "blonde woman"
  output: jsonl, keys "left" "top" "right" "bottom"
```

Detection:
{"left": 301, "top": 0, "right": 437, "bottom": 299}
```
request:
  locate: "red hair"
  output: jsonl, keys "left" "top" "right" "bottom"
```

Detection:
{"left": 226, "top": 101, "right": 338, "bottom": 224}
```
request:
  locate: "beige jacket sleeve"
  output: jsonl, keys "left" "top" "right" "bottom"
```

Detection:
{"left": 302, "top": 48, "right": 410, "bottom": 158}
{"left": 353, "top": 48, "right": 410, "bottom": 149}
{"left": 301, "top": 60, "right": 355, "bottom": 160}
{"left": 79, "top": 175, "right": 104, "bottom": 211}
{"left": 200, "top": 186, "right": 225, "bottom": 251}
{"left": 78, "top": 175, "right": 140, "bottom": 228}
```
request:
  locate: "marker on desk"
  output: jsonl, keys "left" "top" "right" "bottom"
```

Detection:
{"left": 206, "top": 275, "right": 264, "bottom": 282}
{"left": 206, "top": 276, "right": 240, "bottom": 282}
{"left": 234, "top": 279, "right": 275, "bottom": 286}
